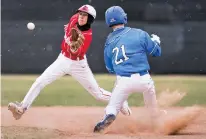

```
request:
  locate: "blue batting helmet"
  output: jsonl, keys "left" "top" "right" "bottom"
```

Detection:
{"left": 105, "top": 6, "right": 127, "bottom": 27}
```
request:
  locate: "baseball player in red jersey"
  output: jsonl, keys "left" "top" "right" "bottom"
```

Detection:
{"left": 8, "top": 4, "right": 131, "bottom": 120}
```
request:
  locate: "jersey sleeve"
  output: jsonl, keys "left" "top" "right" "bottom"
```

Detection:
{"left": 64, "top": 13, "right": 79, "bottom": 38}
{"left": 142, "top": 31, "right": 161, "bottom": 57}
{"left": 104, "top": 43, "right": 114, "bottom": 73}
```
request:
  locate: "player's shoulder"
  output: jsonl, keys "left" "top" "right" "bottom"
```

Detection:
{"left": 105, "top": 32, "right": 114, "bottom": 45}
{"left": 130, "top": 28, "right": 145, "bottom": 34}
{"left": 106, "top": 27, "right": 130, "bottom": 43}
{"left": 130, "top": 28, "right": 149, "bottom": 39}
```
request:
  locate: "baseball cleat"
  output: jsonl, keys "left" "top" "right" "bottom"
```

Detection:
{"left": 120, "top": 101, "right": 132, "bottom": 116}
{"left": 8, "top": 102, "right": 26, "bottom": 120}
{"left": 94, "top": 114, "right": 116, "bottom": 133}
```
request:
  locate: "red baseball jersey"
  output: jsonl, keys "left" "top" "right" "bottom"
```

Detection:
{"left": 61, "top": 13, "right": 92, "bottom": 60}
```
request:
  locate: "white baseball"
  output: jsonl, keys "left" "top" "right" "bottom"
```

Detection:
{"left": 27, "top": 22, "right": 35, "bottom": 30}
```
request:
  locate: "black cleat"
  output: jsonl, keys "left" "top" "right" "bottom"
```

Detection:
{"left": 94, "top": 114, "right": 116, "bottom": 133}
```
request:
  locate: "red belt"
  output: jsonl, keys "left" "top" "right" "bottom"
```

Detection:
{"left": 61, "top": 51, "right": 84, "bottom": 61}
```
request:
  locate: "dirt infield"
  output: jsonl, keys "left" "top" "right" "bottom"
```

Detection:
{"left": 1, "top": 107, "right": 206, "bottom": 139}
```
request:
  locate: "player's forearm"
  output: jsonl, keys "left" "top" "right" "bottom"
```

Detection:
{"left": 151, "top": 43, "right": 161, "bottom": 57}
{"left": 104, "top": 56, "right": 114, "bottom": 73}
{"left": 106, "top": 67, "right": 115, "bottom": 73}
{"left": 64, "top": 14, "right": 79, "bottom": 38}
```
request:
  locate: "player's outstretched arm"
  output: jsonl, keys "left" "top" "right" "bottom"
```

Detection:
{"left": 143, "top": 32, "right": 161, "bottom": 57}
{"left": 104, "top": 45, "right": 114, "bottom": 73}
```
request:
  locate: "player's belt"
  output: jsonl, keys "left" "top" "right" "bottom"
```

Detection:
{"left": 139, "top": 70, "right": 148, "bottom": 76}
{"left": 120, "top": 71, "right": 148, "bottom": 77}
{"left": 61, "top": 51, "right": 84, "bottom": 61}
{"left": 69, "top": 56, "right": 84, "bottom": 61}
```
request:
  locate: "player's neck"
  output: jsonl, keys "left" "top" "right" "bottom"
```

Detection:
{"left": 112, "top": 24, "right": 124, "bottom": 31}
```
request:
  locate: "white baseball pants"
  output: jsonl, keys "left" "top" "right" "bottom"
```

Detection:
{"left": 21, "top": 53, "right": 111, "bottom": 109}
{"left": 105, "top": 73, "right": 158, "bottom": 116}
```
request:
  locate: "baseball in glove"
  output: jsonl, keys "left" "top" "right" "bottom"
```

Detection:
{"left": 70, "top": 28, "right": 85, "bottom": 52}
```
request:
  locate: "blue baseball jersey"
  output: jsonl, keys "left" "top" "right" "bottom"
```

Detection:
{"left": 104, "top": 27, "right": 161, "bottom": 76}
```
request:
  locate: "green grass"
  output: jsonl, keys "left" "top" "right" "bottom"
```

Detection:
{"left": 1, "top": 74, "right": 206, "bottom": 107}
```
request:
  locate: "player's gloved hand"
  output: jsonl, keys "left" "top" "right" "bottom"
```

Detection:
{"left": 70, "top": 28, "right": 85, "bottom": 52}
{"left": 151, "top": 34, "right": 161, "bottom": 45}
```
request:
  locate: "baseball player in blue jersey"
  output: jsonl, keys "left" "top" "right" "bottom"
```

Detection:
{"left": 94, "top": 6, "right": 162, "bottom": 133}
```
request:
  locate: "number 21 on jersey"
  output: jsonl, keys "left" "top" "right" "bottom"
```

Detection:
{"left": 112, "top": 45, "right": 129, "bottom": 65}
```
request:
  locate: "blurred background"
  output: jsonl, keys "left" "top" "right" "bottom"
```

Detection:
{"left": 2, "top": 3, "right": 206, "bottom": 138}
{"left": 2, "top": 0, "right": 206, "bottom": 74}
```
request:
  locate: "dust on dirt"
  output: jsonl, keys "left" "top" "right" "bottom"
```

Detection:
{"left": 1, "top": 106, "right": 206, "bottom": 139}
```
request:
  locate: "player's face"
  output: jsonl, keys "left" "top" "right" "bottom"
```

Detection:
{"left": 78, "top": 12, "right": 88, "bottom": 26}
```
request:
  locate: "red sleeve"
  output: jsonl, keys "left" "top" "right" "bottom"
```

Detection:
{"left": 69, "top": 31, "right": 92, "bottom": 57}
{"left": 64, "top": 13, "right": 79, "bottom": 38}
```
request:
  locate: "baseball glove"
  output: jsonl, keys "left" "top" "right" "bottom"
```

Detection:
{"left": 70, "top": 28, "right": 85, "bottom": 52}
